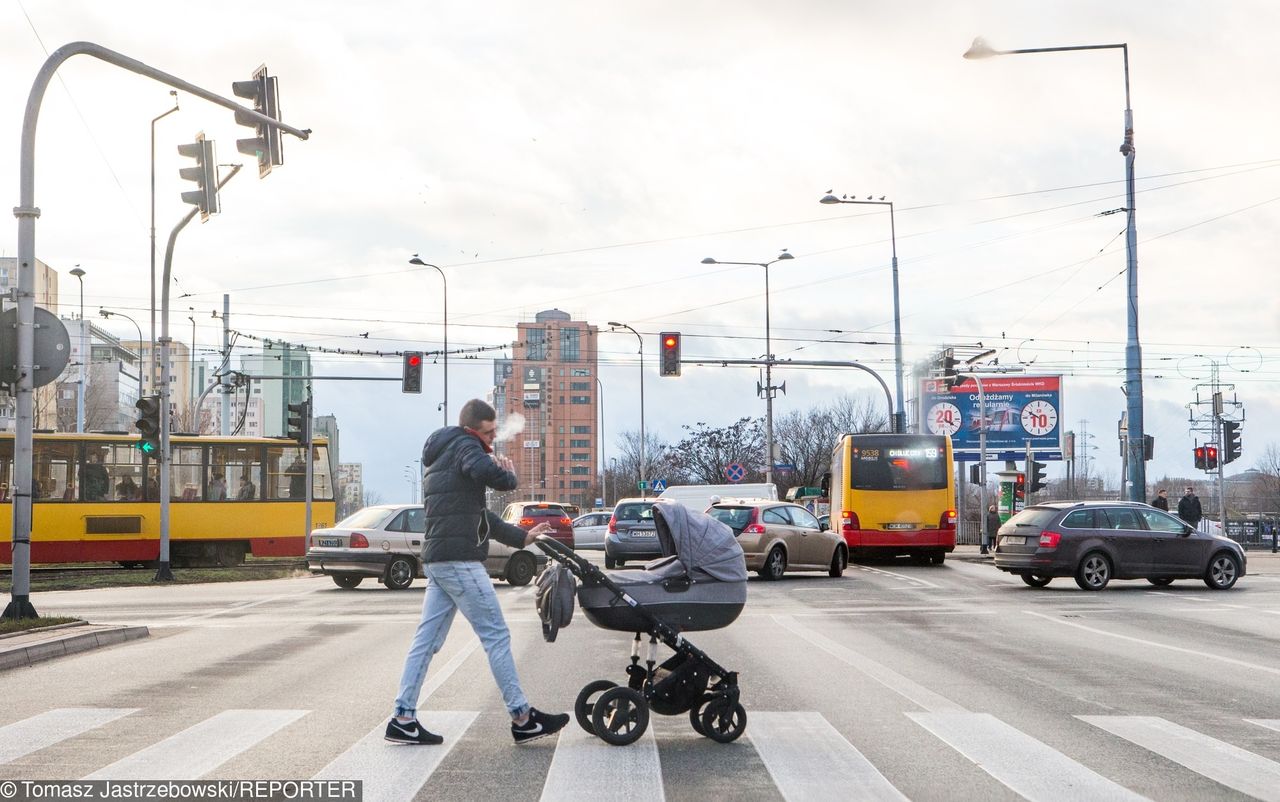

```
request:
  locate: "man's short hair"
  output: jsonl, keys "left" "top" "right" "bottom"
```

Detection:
{"left": 459, "top": 399, "right": 497, "bottom": 430}
{"left": 1185, "top": 486, "right": 1194, "bottom": 492}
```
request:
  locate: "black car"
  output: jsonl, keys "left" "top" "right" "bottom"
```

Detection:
{"left": 993, "top": 501, "right": 1246, "bottom": 591}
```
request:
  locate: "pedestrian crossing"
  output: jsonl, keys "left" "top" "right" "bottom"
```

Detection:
{"left": 1, "top": 707, "right": 1278, "bottom": 800}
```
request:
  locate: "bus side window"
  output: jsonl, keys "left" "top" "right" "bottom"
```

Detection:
{"left": 0, "top": 439, "right": 12, "bottom": 502}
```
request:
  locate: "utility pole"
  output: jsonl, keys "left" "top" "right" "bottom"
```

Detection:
{"left": 1187, "top": 362, "right": 1243, "bottom": 533}
{"left": 221, "top": 294, "right": 231, "bottom": 436}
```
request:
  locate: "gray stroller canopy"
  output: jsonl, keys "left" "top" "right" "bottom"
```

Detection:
{"left": 653, "top": 500, "right": 747, "bottom": 582}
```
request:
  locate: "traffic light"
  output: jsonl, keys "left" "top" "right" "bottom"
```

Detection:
{"left": 1205, "top": 445, "right": 1219, "bottom": 471}
{"left": 402, "top": 351, "right": 424, "bottom": 393}
{"left": 134, "top": 395, "right": 162, "bottom": 460}
{"left": 939, "top": 350, "right": 959, "bottom": 389}
{"left": 1194, "top": 446, "right": 1206, "bottom": 470}
{"left": 176, "top": 135, "right": 219, "bottom": 220}
{"left": 1222, "top": 420, "right": 1242, "bottom": 464}
{"left": 1029, "top": 460, "right": 1047, "bottom": 493}
{"left": 232, "top": 66, "right": 282, "bottom": 178}
{"left": 659, "top": 332, "right": 681, "bottom": 377}
{"left": 1014, "top": 472, "right": 1026, "bottom": 502}
{"left": 287, "top": 400, "right": 311, "bottom": 444}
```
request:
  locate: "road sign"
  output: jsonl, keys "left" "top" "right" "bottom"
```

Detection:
{"left": 773, "top": 463, "right": 795, "bottom": 471}
{"left": 0, "top": 307, "right": 70, "bottom": 387}
{"left": 637, "top": 480, "right": 648, "bottom": 490}
{"left": 724, "top": 463, "right": 746, "bottom": 483}
{"left": 651, "top": 479, "right": 668, "bottom": 492}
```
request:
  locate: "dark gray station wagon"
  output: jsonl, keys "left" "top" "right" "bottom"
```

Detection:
{"left": 994, "top": 501, "right": 1246, "bottom": 591}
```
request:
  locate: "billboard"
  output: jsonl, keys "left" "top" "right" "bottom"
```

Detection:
{"left": 919, "top": 375, "right": 1064, "bottom": 462}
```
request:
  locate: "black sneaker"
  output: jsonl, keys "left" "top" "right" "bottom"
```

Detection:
{"left": 384, "top": 718, "right": 444, "bottom": 745}
{"left": 512, "top": 707, "right": 570, "bottom": 744}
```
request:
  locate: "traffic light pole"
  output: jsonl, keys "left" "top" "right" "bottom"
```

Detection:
{"left": 305, "top": 387, "right": 314, "bottom": 541}
{"left": 686, "top": 358, "right": 894, "bottom": 427}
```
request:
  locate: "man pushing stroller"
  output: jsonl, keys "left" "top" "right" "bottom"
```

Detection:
{"left": 387, "top": 399, "right": 570, "bottom": 746}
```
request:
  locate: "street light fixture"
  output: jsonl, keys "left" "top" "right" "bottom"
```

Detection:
{"left": 964, "top": 35, "right": 1145, "bottom": 501}
{"left": 100, "top": 308, "right": 144, "bottom": 401}
{"left": 69, "top": 266, "right": 86, "bottom": 433}
{"left": 819, "top": 193, "right": 905, "bottom": 434}
{"left": 607, "top": 321, "right": 646, "bottom": 494}
{"left": 409, "top": 255, "right": 448, "bottom": 426}
{"left": 699, "top": 250, "right": 794, "bottom": 487}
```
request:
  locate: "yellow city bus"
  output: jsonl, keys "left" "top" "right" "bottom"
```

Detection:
{"left": 0, "top": 432, "right": 335, "bottom": 567}
{"left": 826, "top": 433, "right": 956, "bottom": 564}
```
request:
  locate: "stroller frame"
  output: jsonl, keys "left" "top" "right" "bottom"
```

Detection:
{"left": 535, "top": 536, "right": 746, "bottom": 745}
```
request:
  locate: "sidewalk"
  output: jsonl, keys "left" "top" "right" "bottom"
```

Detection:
{"left": 0, "top": 620, "right": 149, "bottom": 671}
{"left": 950, "top": 542, "right": 1280, "bottom": 573}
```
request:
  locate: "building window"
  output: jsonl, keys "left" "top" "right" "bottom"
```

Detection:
{"left": 570, "top": 395, "right": 591, "bottom": 404}
{"left": 570, "top": 382, "right": 591, "bottom": 391}
{"left": 570, "top": 467, "right": 590, "bottom": 475}
{"left": 571, "top": 425, "right": 591, "bottom": 434}
{"left": 571, "top": 453, "right": 591, "bottom": 461}
{"left": 571, "top": 480, "right": 589, "bottom": 489}
{"left": 527, "top": 329, "right": 547, "bottom": 360}
{"left": 570, "top": 439, "right": 590, "bottom": 448}
{"left": 561, "top": 328, "right": 581, "bottom": 362}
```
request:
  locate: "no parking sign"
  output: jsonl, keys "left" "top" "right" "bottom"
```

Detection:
{"left": 723, "top": 463, "right": 746, "bottom": 483}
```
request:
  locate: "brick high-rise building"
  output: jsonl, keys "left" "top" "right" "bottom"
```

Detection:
{"left": 491, "top": 309, "right": 599, "bottom": 510}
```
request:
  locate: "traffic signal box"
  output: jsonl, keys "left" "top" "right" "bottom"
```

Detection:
{"left": 1029, "top": 460, "right": 1047, "bottom": 493}
{"left": 402, "top": 351, "right": 424, "bottom": 393}
{"left": 659, "top": 332, "right": 681, "bottom": 377}
{"left": 1014, "top": 473, "right": 1026, "bottom": 504}
{"left": 1205, "top": 445, "right": 1218, "bottom": 471}
{"left": 134, "top": 395, "right": 162, "bottom": 461}
{"left": 176, "top": 135, "right": 219, "bottom": 220}
{"left": 942, "top": 353, "right": 960, "bottom": 389}
{"left": 1222, "top": 420, "right": 1242, "bottom": 465}
{"left": 287, "top": 400, "right": 311, "bottom": 444}
{"left": 232, "top": 66, "right": 283, "bottom": 178}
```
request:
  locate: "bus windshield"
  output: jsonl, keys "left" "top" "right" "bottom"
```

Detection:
{"left": 849, "top": 435, "right": 948, "bottom": 491}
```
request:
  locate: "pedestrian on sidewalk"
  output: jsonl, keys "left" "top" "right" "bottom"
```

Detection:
{"left": 1150, "top": 488, "right": 1169, "bottom": 511}
{"left": 982, "top": 504, "right": 1001, "bottom": 555}
{"left": 1177, "top": 486, "right": 1203, "bottom": 527}
{"left": 387, "top": 398, "right": 570, "bottom": 747}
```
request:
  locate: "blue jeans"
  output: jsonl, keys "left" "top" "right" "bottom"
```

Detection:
{"left": 393, "top": 560, "right": 530, "bottom": 719}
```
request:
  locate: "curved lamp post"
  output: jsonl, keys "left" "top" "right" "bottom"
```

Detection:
{"left": 409, "top": 255, "right": 448, "bottom": 426}
{"left": 607, "top": 321, "right": 645, "bottom": 494}
{"left": 819, "top": 194, "right": 905, "bottom": 434}
{"left": 69, "top": 266, "right": 86, "bottom": 433}
{"left": 699, "top": 250, "right": 793, "bottom": 487}
{"left": 964, "top": 35, "right": 1145, "bottom": 501}
{"left": 100, "top": 308, "right": 144, "bottom": 401}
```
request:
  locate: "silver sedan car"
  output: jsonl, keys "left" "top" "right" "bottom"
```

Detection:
{"left": 571, "top": 511, "right": 611, "bottom": 550}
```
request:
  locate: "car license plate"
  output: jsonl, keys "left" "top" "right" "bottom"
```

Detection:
{"left": 885, "top": 522, "right": 916, "bottom": 530}
{"left": 317, "top": 537, "right": 342, "bottom": 548}
{"left": 632, "top": 529, "right": 656, "bottom": 537}
{"left": 1004, "top": 535, "right": 1026, "bottom": 545}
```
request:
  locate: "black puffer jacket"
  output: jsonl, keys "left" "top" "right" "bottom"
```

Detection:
{"left": 420, "top": 426, "right": 527, "bottom": 563}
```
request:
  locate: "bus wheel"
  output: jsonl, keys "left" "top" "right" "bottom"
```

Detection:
{"left": 929, "top": 552, "right": 945, "bottom": 565}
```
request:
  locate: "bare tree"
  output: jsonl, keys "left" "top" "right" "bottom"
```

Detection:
{"left": 362, "top": 489, "right": 385, "bottom": 508}
{"left": 774, "top": 394, "right": 891, "bottom": 490}
{"left": 614, "top": 430, "right": 681, "bottom": 494}
{"left": 667, "top": 418, "right": 763, "bottom": 484}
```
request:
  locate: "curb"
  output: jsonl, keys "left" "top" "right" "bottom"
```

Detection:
{"left": 0, "top": 625, "right": 150, "bottom": 671}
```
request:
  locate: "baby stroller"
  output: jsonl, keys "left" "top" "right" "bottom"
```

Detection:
{"left": 534, "top": 500, "right": 748, "bottom": 746}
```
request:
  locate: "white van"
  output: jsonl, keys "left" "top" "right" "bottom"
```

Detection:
{"left": 658, "top": 483, "right": 777, "bottom": 513}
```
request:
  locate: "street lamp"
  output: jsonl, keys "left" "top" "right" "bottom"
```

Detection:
{"left": 409, "top": 255, "right": 448, "bottom": 426}
{"left": 187, "top": 309, "right": 197, "bottom": 418}
{"left": 595, "top": 375, "right": 606, "bottom": 506}
{"left": 100, "top": 308, "right": 144, "bottom": 401}
{"left": 69, "top": 266, "right": 86, "bottom": 433}
{"left": 964, "top": 35, "right": 1145, "bottom": 502}
{"left": 151, "top": 92, "right": 179, "bottom": 401}
{"left": 699, "top": 250, "right": 794, "bottom": 487}
{"left": 819, "top": 194, "right": 905, "bottom": 434}
{"left": 607, "top": 321, "right": 645, "bottom": 494}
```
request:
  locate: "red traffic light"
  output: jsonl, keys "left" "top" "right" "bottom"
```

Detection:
{"left": 663, "top": 335, "right": 677, "bottom": 349}
{"left": 407, "top": 354, "right": 422, "bottom": 367}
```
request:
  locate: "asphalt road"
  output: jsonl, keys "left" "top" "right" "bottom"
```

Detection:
{"left": 3, "top": 554, "right": 1280, "bottom": 801}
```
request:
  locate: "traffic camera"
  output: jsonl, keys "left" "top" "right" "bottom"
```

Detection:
{"left": 287, "top": 399, "right": 311, "bottom": 444}
{"left": 402, "top": 351, "right": 424, "bottom": 393}
{"left": 176, "top": 134, "right": 219, "bottom": 220}
{"left": 134, "top": 395, "right": 162, "bottom": 461}
{"left": 659, "top": 332, "right": 681, "bottom": 377}
{"left": 232, "top": 66, "right": 283, "bottom": 178}
{"left": 1222, "top": 420, "right": 1242, "bottom": 465}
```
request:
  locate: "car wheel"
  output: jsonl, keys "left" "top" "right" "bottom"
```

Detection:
{"left": 505, "top": 552, "right": 536, "bottom": 586}
{"left": 1203, "top": 551, "right": 1240, "bottom": 590}
{"left": 383, "top": 556, "right": 416, "bottom": 590}
{"left": 1021, "top": 573, "right": 1052, "bottom": 588}
{"left": 575, "top": 679, "right": 618, "bottom": 735}
{"left": 828, "top": 545, "right": 847, "bottom": 578}
{"left": 331, "top": 574, "right": 362, "bottom": 589}
{"left": 604, "top": 553, "right": 616, "bottom": 570}
{"left": 591, "top": 687, "right": 649, "bottom": 746}
{"left": 758, "top": 546, "right": 786, "bottom": 580}
{"left": 1074, "top": 551, "right": 1111, "bottom": 591}
{"left": 1147, "top": 577, "right": 1175, "bottom": 586}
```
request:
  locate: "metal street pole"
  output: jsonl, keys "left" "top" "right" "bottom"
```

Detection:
{"left": 596, "top": 375, "right": 605, "bottom": 506}
{"left": 964, "top": 36, "right": 1145, "bottom": 501}
{"left": 699, "top": 252, "right": 794, "bottom": 487}
{"left": 409, "top": 256, "right": 447, "bottom": 426}
{"left": 608, "top": 322, "right": 645, "bottom": 493}
{"left": 221, "top": 294, "right": 231, "bottom": 436}
{"left": 70, "top": 266, "right": 86, "bottom": 433}
{"left": 151, "top": 92, "right": 179, "bottom": 399}
{"left": 819, "top": 195, "right": 905, "bottom": 433}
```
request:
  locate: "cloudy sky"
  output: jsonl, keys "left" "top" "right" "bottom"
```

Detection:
{"left": 2, "top": 0, "right": 1277, "bottom": 503}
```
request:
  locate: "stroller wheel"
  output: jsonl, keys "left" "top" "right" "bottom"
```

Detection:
{"left": 574, "top": 680, "right": 618, "bottom": 735}
{"left": 700, "top": 698, "right": 747, "bottom": 744}
{"left": 591, "top": 686, "right": 650, "bottom": 746}
{"left": 689, "top": 696, "right": 711, "bottom": 736}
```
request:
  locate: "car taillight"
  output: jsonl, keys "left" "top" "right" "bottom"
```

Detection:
{"left": 350, "top": 533, "right": 369, "bottom": 548}
{"left": 608, "top": 516, "right": 617, "bottom": 534}
{"left": 841, "top": 510, "right": 860, "bottom": 535}
{"left": 519, "top": 517, "right": 534, "bottom": 527}
{"left": 559, "top": 517, "right": 572, "bottom": 526}
{"left": 1039, "top": 530, "right": 1061, "bottom": 549}
{"left": 742, "top": 508, "right": 766, "bottom": 535}
{"left": 940, "top": 509, "right": 957, "bottom": 531}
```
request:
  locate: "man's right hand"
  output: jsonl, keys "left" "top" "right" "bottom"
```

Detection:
{"left": 493, "top": 454, "right": 515, "bottom": 472}
{"left": 523, "top": 521, "right": 554, "bottom": 546}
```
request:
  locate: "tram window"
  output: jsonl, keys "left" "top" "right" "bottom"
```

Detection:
{"left": 312, "top": 445, "right": 334, "bottom": 501}
{"left": 0, "top": 439, "right": 12, "bottom": 502}
{"left": 170, "top": 445, "right": 204, "bottom": 501}
{"left": 34, "top": 441, "right": 77, "bottom": 502}
{"left": 265, "top": 445, "right": 307, "bottom": 501}
{"left": 101, "top": 442, "right": 143, "bottom": 501}
{"left": 211, "top": 444, "right": 262, "bottom": 501}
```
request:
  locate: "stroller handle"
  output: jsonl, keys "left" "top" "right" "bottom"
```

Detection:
{"left": 533, "top": 534, "right": 594, "bottom": 573}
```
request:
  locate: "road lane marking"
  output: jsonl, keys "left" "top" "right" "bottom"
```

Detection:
{"left": 1023, "top": 610, "right": 1280, "bottom": 677}
{"left": 1079, "top": 716, "right": 1280, "bottom": 802}
{"left": 1247, "top": 719, "right": 1280, "bottom": 734}
{"left": 772, "top": 616, "right": 964, "bottom": 713}
{"left": 853, "top": 565, "right": 940, "bottom": 589}
{"left": 749, "top": 712, "right": 906, "bottom": 801}
{"left": 168, "top": 586, "right": 326, "bottom": 624}
{"left": 910, "top": 712, "right": 1149, "bottom": 802}
{"left": 313, "top": 711, "right": 476, "bottom": 802}
{"left": 540, "top": 721, "right": 662, "bottom": 802}
{"left": 84, "top": 709, "right": 307, "bottom": 780}
{"left": 0, "top": 708, "right": 138, "bottom": 765}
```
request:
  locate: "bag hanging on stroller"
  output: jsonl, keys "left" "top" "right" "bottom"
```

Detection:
{"left": 535, "top": 562, "right": 576, "bottom": 642}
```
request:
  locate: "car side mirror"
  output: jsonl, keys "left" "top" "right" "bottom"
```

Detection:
{"left": 1182, "top": 525, "right": 1195, "bottom": 536}
{"left": 819, "top": 522, "right": 829, "bottom": 532}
